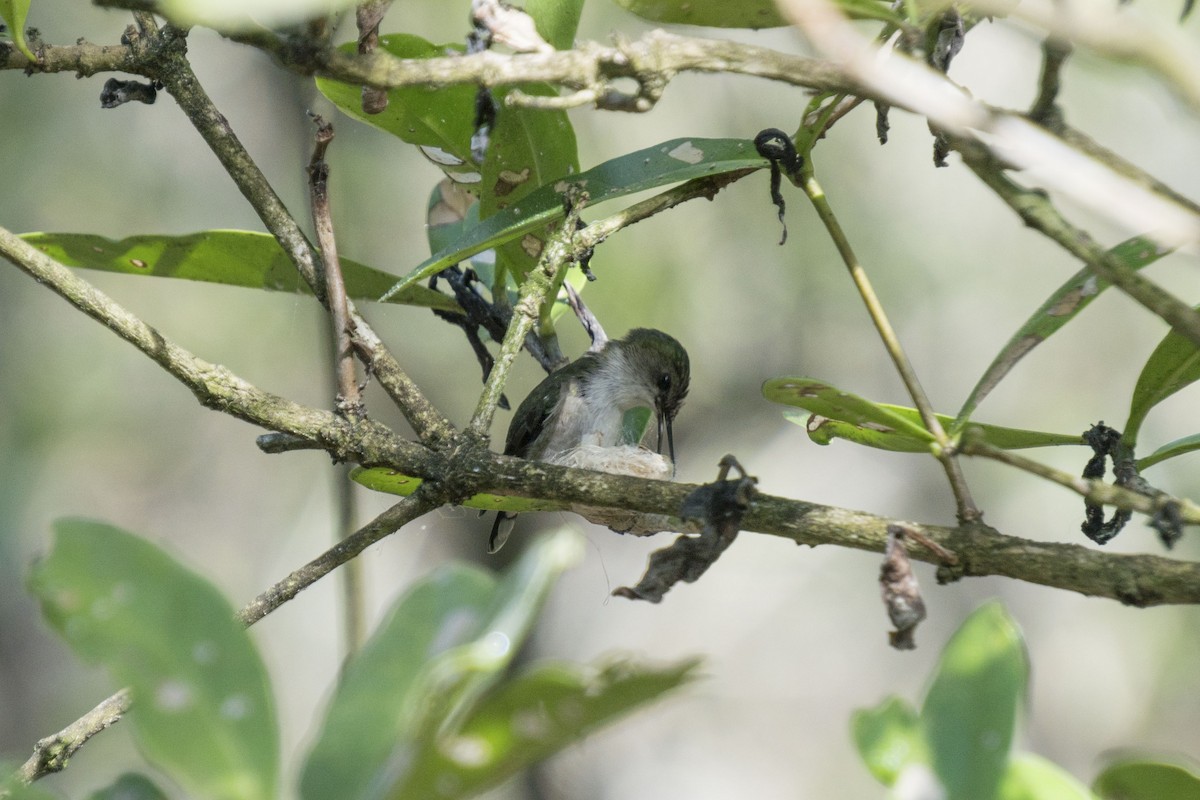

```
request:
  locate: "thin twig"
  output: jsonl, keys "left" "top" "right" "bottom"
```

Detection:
{"left": 468, "top": 201, "right": 586, "bottom": 438}
{"left": 800, "top": 168, "right": 981, "bottom": 523}
{"left": 16, "top": 689, "right": 132, "bottom": 783}
{"left": 1029, "top": 35, "right": 1072, "bottom": 125}
{"left": 142, "top": 25, "right": 454, "bottom": 446}
{"left": 307, "top": 115, "right": 363, "bottom": 421}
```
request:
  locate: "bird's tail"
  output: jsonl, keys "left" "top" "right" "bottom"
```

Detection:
{"left": 489, "top": 511, "right": 517, "bottom": 553}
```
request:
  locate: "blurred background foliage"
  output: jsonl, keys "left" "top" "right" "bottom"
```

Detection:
{"left": 2, "top": 0, "right": 1200, "bottom": 797}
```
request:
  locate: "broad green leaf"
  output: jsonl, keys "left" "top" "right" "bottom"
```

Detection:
{"left": 480, "top": 80, "right": 579, "bottom": 292}
{"left": 316, "top": 36, "right": 475, "bottom": 165}
{"left": 525, "top": 0, "right": 585, "bottom": 49}
{"left": 851, "top": 696, "right": 924, "bottom": 786}
{"left": 1137, "top": 432, "right": 1200, "bottom": 470}
{"left": 957, "top": 236, "right": 1169, "bottom": 428}
{"left": 1124, "top": 307, "right": 1200, "bottom": 449}
{"left": 87, "top": 773, "right": 171, "bottom": 800}
{"left": 350, "top": 466, "right": 572, "bottom": 514}
{"left": 300, "top": 563, "right": 497, "bottom": 800}
{"left": 157, "top": 0, "right": 358, "bottom": 30}
{"left": 28, "top": 519, "right": 278, "bottom": 800}
{"left": 791, "top": 407, "right": 1081, "bottom": 452}
{"left": 998, "top": 755, "right": 1097, "bottom": 800}
{"left": 301, "top": 532, "right": 583, "bottom": 800}
{"left": 762, "top": 377, "right": 936, "bottom": 444}
{"left": 382, "top": 137, "right": 766, "bottom": 301}
{"left": 1092, "top": 758, "right": 1200, "bottom": 800}
{"left": 389, "top": 658, "right": 701, "bottom": 800}
{"left": 20, "top": 231, "right": 459, "bottom": 311}
{"left": 1, "top": 761, "right": 59, "bottom": 800}
{"left": 0, "top": 0, "right": 36, "bottom": 61}
{"left": 921, "top": 602, "right": 1027, "bottom": 800}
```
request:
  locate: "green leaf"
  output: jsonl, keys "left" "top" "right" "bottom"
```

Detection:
{"left": 301, "top": 531, "right": 584, "bottom": 800}
{"left": 349, "top": 466, "right": 572, "bottom": 514}
{"left": 524, "top": 0, "right": 585, "bottom": 49}
{"left": 1093, "top": 758, "right": 1200, "bottom": 800}
{"left": 382, "top": 137, "right": 767, "bottom": 301}
{"left": 790, "top": 407, "right": 1082, "bottom": 452}
{"left": 998, "top": 755, "right": 1097, "bottom": 800}
{"left": 87, "top": 773, "right": 171, "bottom": 800}
{"left": 1124, "top": 308, "right": 1200, "bottom": 449}
{"left": 851, "top": 696, "right": 924, "bottom": 786}
{"left": 956, "top": 236, "right": 1169, "bottom": 428}
{"left": 921, "top": 602, "right": 1027, "bottom": 800}
{"left": 389, "top": 658, "right": 701, "bottom": 799}
{"left": 21, "top": 230, "right": 459, "bottom": 311}
{"left": 1, "top": 762, "right": 59, "bottom": 800}
{"left": 0, "top": 0, "right": 36, "bottom": 61}
{"left": 1137, "top": 432, "right": 1200, "bottom": 470}
{"left": 762, "top": 377, "right": 936, "bottom": 444}
{"left": 316, "top": 36, "right": 475, "bottom": 164}
{"left": 28, "top": 519, "right": 278, "bottom": 800}
{"left": 612, "top": 0, "right": 901, "bottom": 26}
{"left": 157, "top": 0, "right": 359, "bottom": 32}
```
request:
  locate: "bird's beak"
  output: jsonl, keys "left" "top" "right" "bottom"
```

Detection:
{"left": 655, "top": 408, "right": 676, "bottom": 465}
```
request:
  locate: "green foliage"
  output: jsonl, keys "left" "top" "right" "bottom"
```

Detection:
{"left": 1092, "top": 758, "right": 1200, "bottom": 799}
{"left": 20, "top": 231, "right": 458, "bottom": 311}
{"left": 854, "top": 603, "right": 1052, "bottom": 800}
{"left": 86, "top": 773, "right": 171, "bottom": 800}
{"left": 0, "top": 0, "right": 35, "bottom": 61}
{"left": 25, "top": 523, "right": 696, "bottom": 800}
{"left": 28, "top": 519, "right": 280, "bottom": 800}
{"left": 764, "top": 378, "right": 1081, "bottom": 452}
{"left": 382, "top": 137, "right": 768, "bottom": 302}
{"left": 611, "top": 0, "right": 903, "bottom": 27}
{"left": 1124, "top": 307, "right": 1200, "bottom": 450}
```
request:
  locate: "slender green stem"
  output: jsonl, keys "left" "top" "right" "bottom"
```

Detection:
{"left": 468, "top": 203, "right": 585, "bottom": 439}
{"left": 802, "top": 168, "right": 981, "bottom": 522}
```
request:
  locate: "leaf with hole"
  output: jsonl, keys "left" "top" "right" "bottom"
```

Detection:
{"left": 382, "top": 137, "right": 766, "bottom": 302}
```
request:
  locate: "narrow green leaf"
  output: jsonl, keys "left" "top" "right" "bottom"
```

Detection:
{"left": 956, "top": 236, "right": 1169, "bottom": 428}
{"left": 998, "top": 755, "right": 1097, "bottom": 800}
{"left": 1093, "top": 758, "right": 1200, "bottom": 800}
{"left": 20, "top": 231, "right": 459, "bottom": 311}
{"left": 301, "top": 532, "right": 583, "bottom": 800}
{"left": 157, "top": 0, "right": 359, "bottom": 30}
{"left": 762, "top": 377, "right": 936, "bottom": 443}
{"left": 389, "top": 658, "right": 701, "bottom": 800}
{"left": 0, "top": 0, "right": 36, "bottom": 61}
{"left": 28, "top": 519, "right": 278, "bottom": 800}
{"left": 851, "top": 696, "right": 925, "bottom": 786}
{"left": 87, "top": 773, "right": 171, "bottom": 800}
{"left": 382, "top": 137, "right": 766, "bottom": 301}
{"left": 921, "top": 602, "right": 1027, "bottom": 800}
{"left": 1124, "top": 308, "right": 1200, "bottom": 449}
{"left": 790, "top": 407, "right": 1081, "bottom": 452}
{"left": 612, "top": 0, "right": 901, "bottom": 26}
{"left": 349, "top": 466, "right": 572, "bottom": 514}
{"left": 1137, "top": 432, "right": 1200, "bottom": 470}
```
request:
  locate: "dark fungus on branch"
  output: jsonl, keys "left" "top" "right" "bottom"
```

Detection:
{"left": 99, "top": 77, "right": 159, "bottom": 108}
{"left": 880, "top": 524, "right": 928, "bottom": 650}
{"left": 753, "top": 129, "right": 804, "bottom": 246}
{"left": 430, "top": 266, "right": 510, "bottom": 410}
{"left": 1081, "top": 422, "right": 1132, "bottom": 544}
{"left": 467, "top": 19, "right": 497, "bottom": 165}
{"left": 614, "top": 455, "right": 756, "bottom": 603}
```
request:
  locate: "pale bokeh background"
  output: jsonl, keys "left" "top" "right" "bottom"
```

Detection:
{"left": 3, "top": 1, "right": 1200, "bottom": 798}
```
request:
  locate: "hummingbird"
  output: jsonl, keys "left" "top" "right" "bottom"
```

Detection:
{"left": 490, "top": 328, "right": 691, "bottom": 552}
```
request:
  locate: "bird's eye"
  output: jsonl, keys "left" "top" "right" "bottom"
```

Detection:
{"left": 657, "top": 373, "right": 672, "bottom": 392}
